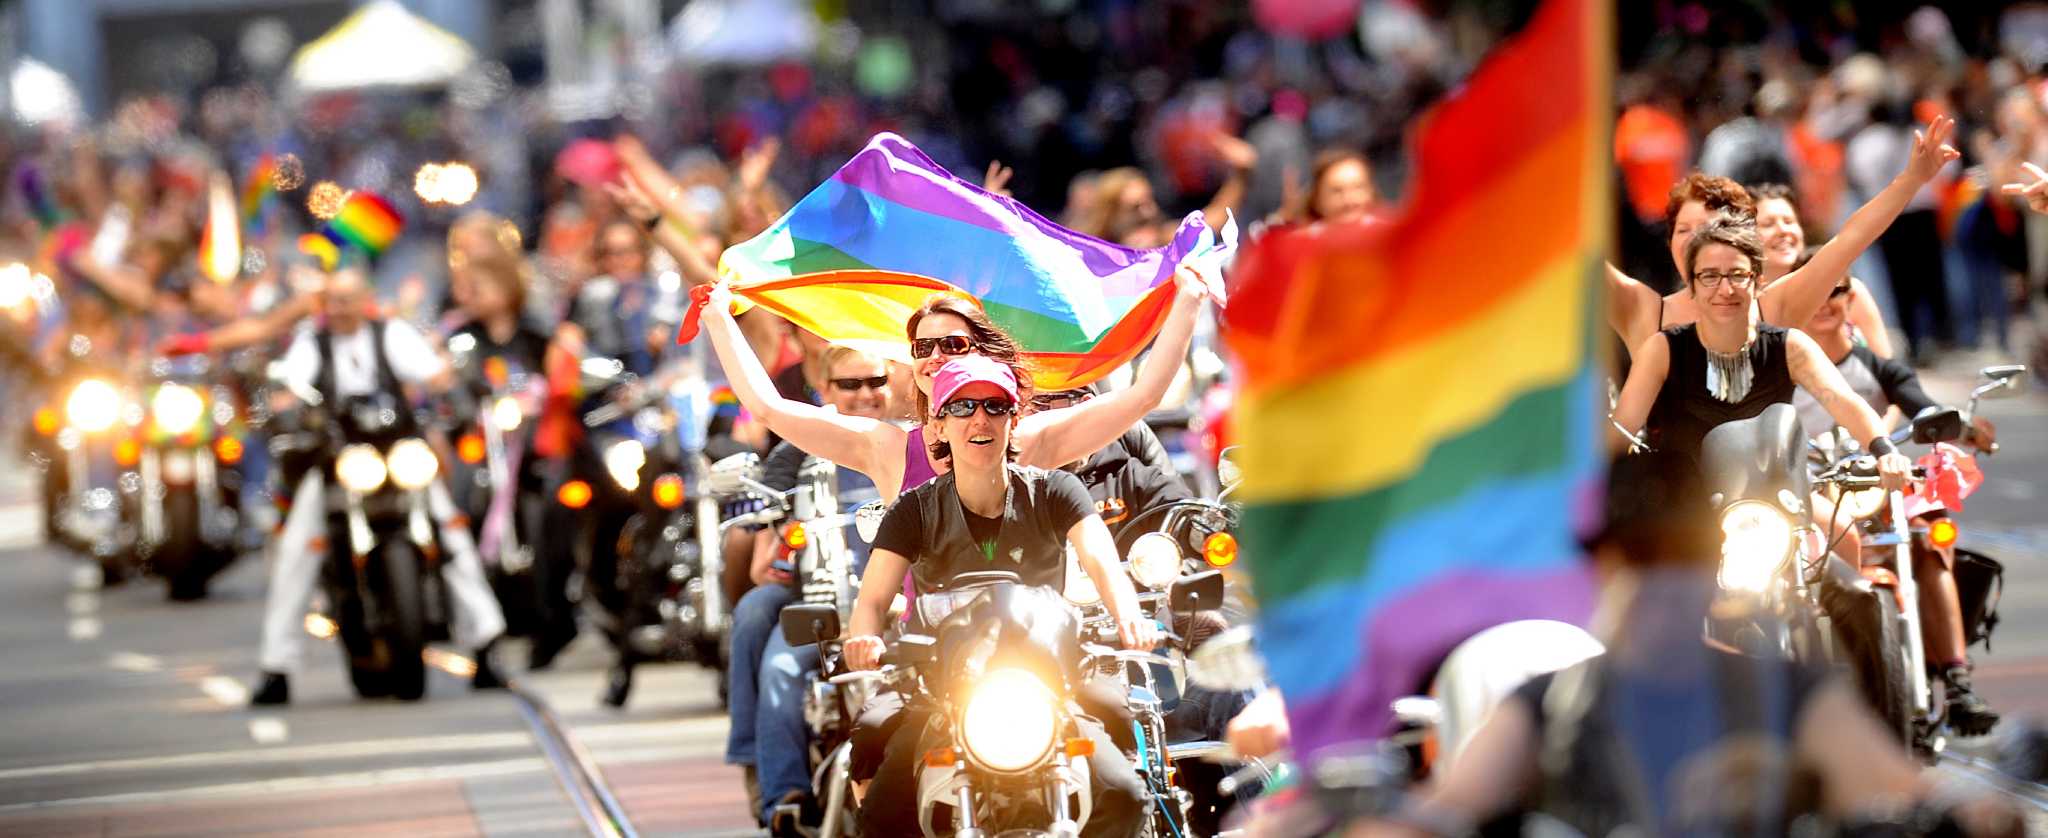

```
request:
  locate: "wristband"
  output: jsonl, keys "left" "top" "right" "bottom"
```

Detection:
{"left": 1866, "top": 437, "right": 1898, "bottom": 457}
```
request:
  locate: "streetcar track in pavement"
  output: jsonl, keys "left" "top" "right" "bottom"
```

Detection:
{"left": 1939, "top": 752, "right": 2048, "bottom": 814}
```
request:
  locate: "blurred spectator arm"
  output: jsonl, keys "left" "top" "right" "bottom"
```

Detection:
{"left": 613, "top": 136, "right": 720, "bottom": 287}
{"left": 1200, "top": 134, "right": 1258, "bottom": 233}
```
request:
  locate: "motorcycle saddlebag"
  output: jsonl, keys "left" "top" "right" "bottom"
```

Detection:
{"left": 1953, "top": 549, "right": 2004, "bottom": 650}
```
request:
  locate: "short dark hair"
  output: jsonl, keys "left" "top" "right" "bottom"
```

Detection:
{"left": 1748, "top": 182, "right": 1796, "bottom": 204}
{"left": 1683, "top": 218, "right": 1764, "bottom": 286}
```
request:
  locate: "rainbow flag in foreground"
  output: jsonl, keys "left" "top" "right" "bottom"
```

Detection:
{"left": 690, "top": 133, "right": 1232, "bottom": 390}
{"left": 1222, "top": 0, "right": 1608, "bottom": 758}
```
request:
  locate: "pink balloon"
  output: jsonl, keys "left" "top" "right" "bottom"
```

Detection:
{"left": 1253, "top": 0, "right": 1362, "bottom": 40}
{"left": 554, "top": 139, "right": 621, "bottom": 188}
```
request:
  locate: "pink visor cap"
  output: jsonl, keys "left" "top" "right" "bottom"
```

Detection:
{"left": 930, "top": 355, "right": 1021, "bottom": 415}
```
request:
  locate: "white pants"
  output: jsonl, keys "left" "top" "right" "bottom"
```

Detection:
{"left": 258, "top": 471, "right": 506, "bottom": 673}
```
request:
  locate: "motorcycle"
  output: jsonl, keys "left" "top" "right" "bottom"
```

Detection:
{"left": 782, "top": 568, "right": 1226, "bottom": 838}
{"left": 128, "top": 354, "right": 246, "bottom": 600}
{"left": 1811, "top": 364, "right": 2026, "bottom": 757}
{"left": 37, "top": 367, "right": 144, "bottom": 582}
{"left": 270, "top": 382, "right": 452, "bottom": 701}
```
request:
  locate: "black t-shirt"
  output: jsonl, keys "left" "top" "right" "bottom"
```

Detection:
{"left": 1646, "top": 324, "right": 1797, "bottom": 468}
{"left": 871, "top": 466, "right": 1095, "bottom": 592}
{"left": 454, "top": 319, "right": 552, "bottom": 376}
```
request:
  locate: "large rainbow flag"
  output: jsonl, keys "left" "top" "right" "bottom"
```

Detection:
{"left": 685, "top": 133, "right": 1232, "bottom": 390}
{"left": 1221, "top": 0, "right": 1608, "bottom": 758}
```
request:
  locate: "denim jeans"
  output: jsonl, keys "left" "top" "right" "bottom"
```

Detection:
{"left": 722, "top": 583, "right": 823, "bottom": 822}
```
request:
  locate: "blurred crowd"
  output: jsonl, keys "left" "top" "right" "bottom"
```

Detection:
{"left": 1614, "top": 1, "right": 2048, "bottom": 366}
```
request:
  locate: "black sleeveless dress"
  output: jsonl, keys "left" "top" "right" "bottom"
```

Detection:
{"left": 1645, "top": 323, "right": 1796, "bottom": 467}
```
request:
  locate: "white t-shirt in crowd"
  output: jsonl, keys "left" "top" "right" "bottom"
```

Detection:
{"left": 277, "top": 318, "right": 447, "bottom": 398}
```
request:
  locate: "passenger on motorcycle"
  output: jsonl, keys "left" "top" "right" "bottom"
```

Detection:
{"left": 1794, "top": 272, "right": 2001, "bottom": 733}
{"left": 250, "top": 265, "right": 508, "bottom": 705}
{"left": 844, "top": 354, "right": 1157, "bottom": 838}
{"left": 726, "top": 345, "right": 891, "bottom": 831}
{"left": 1362, "top": 454, "right": 2022, "bottom": 838}
{"left": 697, "top": 266, "right": 1210, "bottom": 503}
{"left": 1609, "top": 218, "right": 1912, "bottom": 493}
{"left": 1605, "top": 114, "right": 1955, "bottom": 360}
{"left": 1751, "top": 184, "right": 1894, "bottom": 359}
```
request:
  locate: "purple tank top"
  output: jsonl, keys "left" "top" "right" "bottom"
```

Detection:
{"left": 900, "top": 425, "right": 940, "bottom": 495}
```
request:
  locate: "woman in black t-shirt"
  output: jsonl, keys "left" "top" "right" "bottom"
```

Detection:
{"left": 1610, "top": 218, "right": 1911, "bottom": 490}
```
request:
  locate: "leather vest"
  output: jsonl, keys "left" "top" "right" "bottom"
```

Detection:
{"left": 910, "top": 465, "right": 1070, "bottom": 594}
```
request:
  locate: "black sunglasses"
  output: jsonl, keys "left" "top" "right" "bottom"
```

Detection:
{"left": 1829, "top": 284, "right": 1851, "bottom": 299}
{"left": 937, "top": 397, "right": 1017, "bottom": 418}
{"left": 911, "top": 335, "right": 976, "bottom": 359}
{"left": 830, "top": 375, "right": 890, "bottom": 392}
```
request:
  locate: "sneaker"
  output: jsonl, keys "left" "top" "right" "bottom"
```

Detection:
{"left": 250, "top": 672, "right": 290, "bottom": 706}
{"left": 1943, "top": 665, "right": 2000, "bottom": 737}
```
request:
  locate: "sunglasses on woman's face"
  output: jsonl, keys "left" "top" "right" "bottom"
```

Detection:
{"left": 938, "top": 397, "right": 1017, "bottom": 418}
{"left": 830, "top": 375, "right": 890, "bottom": 392}
{"left": 911, "top": 335, "right": 976, "bottom": 359}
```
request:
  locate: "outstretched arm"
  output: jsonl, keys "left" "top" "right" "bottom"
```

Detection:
{"left": 1200, "top": 134, "right": 1257, "bottom": 234}
{"left": 1764, "top": 116, "right": 1959, "bottom": 329}
{"left": 1016, "top": 268, "right": 1205, "bottom": 468}
{"left": 1606, "top": 263, "right": 1664, "bottom": 355}
{"left": 1786, "top": 329, "right": 1912, "bottom": 490}
{"left": 613, "top": 135, "right": 719, "bottom": 288}
{"left": 699, "top": 283, "right": 898, "bottom": 479}
{"left": 1610, "top": 332, "right": 1669, "bottom": 447}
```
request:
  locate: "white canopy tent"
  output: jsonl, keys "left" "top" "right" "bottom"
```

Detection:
{"left": 287, "top": 0, "right": 476, "bottom": 95}
{"left": 668, "top": 0, "right": 819, "bottom": 67}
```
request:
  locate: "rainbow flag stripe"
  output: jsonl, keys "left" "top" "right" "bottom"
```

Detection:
{"left": 326, "top": 192, "right": 402, "bottom": 256}
{"left": 708, "top": 133, "right": 1230, "bottom": 390}
{"left": 241, "top": 155, "right": 277, "bottom": 229}
{"left": 298, "top": 233, "right": 341, "bottom": 271}
{"left": 1221, "top": 0, "right": 1608, "bottom": 758}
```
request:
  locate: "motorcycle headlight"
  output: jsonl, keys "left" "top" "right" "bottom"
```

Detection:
{"left": 491, "top": 395, "right": 523, "bottom": 432}
{"left": 65, "top": 379, "right": 120, "bottom": 433}
{"left": 1127, "top": 532, "right": 1183, "bottom": 590}
{"left": 386, "top": 438, "right": 439, "bottom": 490}
{"left": 961, "top": 668, "right": 1058, "bottom": 773}
{"left": 605, "top": 440, "right": 646, "bottom": 492}
{"left": 1718, "top": 501, "right": 1795, "bottom": 593}
{"left": 0, "top": 263, "right": 30, "bottom": 309}
{"left": 151, "top": 384, "right": 205, "bottom": 435}
{"left": 335, "top": 444, "right": 388, "bottom": 493}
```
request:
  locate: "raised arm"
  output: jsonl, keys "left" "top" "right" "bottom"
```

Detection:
{"left": 613, "top": 135, "right": 720, "bottom": 288}
{"left": 1016, "top": 268, "right": 1204, "bottom": 468}
{"left": 1610, "top": 332, "right": 1669, "bottom": 447}
{"left": 164, "top": 292, "right": 317, "bottom": 355}
{"left": 1763, "top": 116, "right": 1958, "bottom": 329}
{"left": 1606, "top": 262, "right": 1663, "bottom": 355}
{"left": 71, "top": 256, "right": 156, "bottom": 312}
{"left": 700, "top": 283, "right": 899, "bottom": 477}
{"left": 1200, "top": 134, "right": 1258, "bottom": 234}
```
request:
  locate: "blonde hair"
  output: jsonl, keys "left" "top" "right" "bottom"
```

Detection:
{"left": 448, "top": 211, "right": 531, "bottom": 312}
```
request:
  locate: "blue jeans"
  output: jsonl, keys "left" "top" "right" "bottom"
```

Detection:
{"left": 723, "top": 583, "right": 822, "bottom": 822}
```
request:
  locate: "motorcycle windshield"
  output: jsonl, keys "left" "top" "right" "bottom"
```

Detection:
{"left": 1699, "top": 403, "right": 1809, "bottom": 503}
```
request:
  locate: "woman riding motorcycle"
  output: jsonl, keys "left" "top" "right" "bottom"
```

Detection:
{"left": 843, "top": 354, "right": 1157, "bottom": 838}
{"left": 1605, "top": 114, "right": 1956, "bottom": 360}
{"left": 1793, "top": 270, "right": 2001, "bottom": 734}
{"left": 1609, "top": 218, "right": 1911, "bottom": 493}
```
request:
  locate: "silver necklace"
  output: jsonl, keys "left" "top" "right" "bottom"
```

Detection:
{"left": 1701, "top": 326, "right": 1757, "bottom": 403}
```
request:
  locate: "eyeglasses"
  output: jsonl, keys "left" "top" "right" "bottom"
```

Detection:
{"left": 1693, "top": 270, "right": 1757, "bottom": 290}
{"left": 830, "top": 375, "right": 890, "bottom": 392}
{"left": 911, "top": 335, "right": 976, "bottom": 359}
{"left": 1030, "top": 392, "right": 1089, "bottom": 411}
{"left": 937, "top": 397, "right": 1016, "bottom": 418}
{"left": 1828, "top": 284, "right": 1851, "bottom": 299}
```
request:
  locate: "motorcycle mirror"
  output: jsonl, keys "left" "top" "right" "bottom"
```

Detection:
{"left": 1979, "top": 364, "right": 2028, "bottom": 397}
{"left": 854, "top": 500, "right": 887, "bottom": 543}
{"left": 779, "top": 603, "right": 840, "bottom": 647}
{"left": 1170, "top": 569, "right": 1225, "bottom": 614}
{"left": 1910, "top": 406, "right": 1965, "bottom": 445}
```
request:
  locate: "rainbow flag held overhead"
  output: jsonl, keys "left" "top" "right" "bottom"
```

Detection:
{"left": 241, "top": 155, "right": 278, "bottom": 231}
{"left": 297, "top": 233, "right": 341, "bottom": 271}
{"left": 326, "top": 192, "right": 403, "bottom": 256}
{"left": 690, "top": 133, "right": 1233, "bottom": 390}
{"left": 1221, "top": 0, "right": 1609, "bottom": 759}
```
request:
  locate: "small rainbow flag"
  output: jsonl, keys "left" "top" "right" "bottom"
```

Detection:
{"left": 298, "top": 233, "right": 341, "bottom": 271}
{"left": 241, "top": 155, "right": 278, "bottom": 230}
{"left": 709, "top": 386, "right": 742, "bottom": 420}
{"left": 1222, "top": 0, "right": 1608, "bottom": 759}
{"left": 326, "top": 192, "right": 403, "bottom": 256}
{"left": 683, "top": 133, "right": 1232, "bottom": 391}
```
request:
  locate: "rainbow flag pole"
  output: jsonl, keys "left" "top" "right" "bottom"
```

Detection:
{"left": 1221, "top": 0, "right": 1610, "bottom": 760}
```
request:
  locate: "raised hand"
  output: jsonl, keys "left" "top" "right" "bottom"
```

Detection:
{"left": 1209, "top": 133, "right": 1259, "bottom": 172}
{"left": 737, "top": 138, "right": 782, "bottom": 194}
{"left": 983, "top": 160, "right": 1015, "bottom": 198}
{"left": 603, "top": 176, "right": 661, "bottom": 227}
{"left": 2001, "top": 161, "right": 2048, "bottom": 214}
{"left": 1905, "top": 114, "right": 1961, "bottom": 183}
